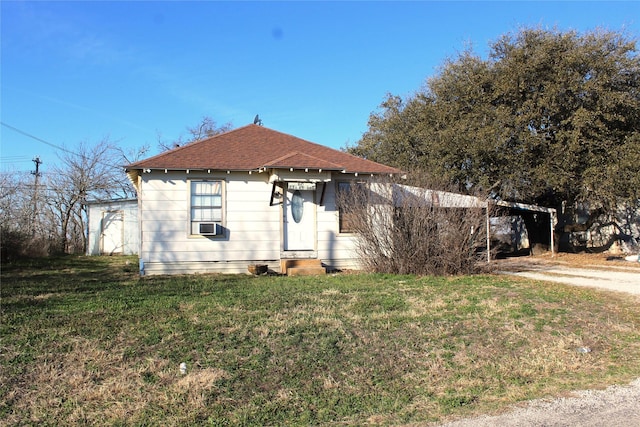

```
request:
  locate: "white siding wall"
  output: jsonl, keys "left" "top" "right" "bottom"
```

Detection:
{"left": 139, "top": 171, "right": 366, "bottom": 275}
{"left": 140, "top": 171, "right": 282, "bottom": 275}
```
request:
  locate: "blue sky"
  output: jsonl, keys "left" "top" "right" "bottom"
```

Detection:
{"left": 2, "top": 1, "right": 639, "bottom": 173}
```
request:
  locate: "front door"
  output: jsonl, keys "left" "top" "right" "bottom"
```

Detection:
{"left": 101, "top": 210, "right": 124, "bottom": 255}
{"left": 283, "top": 187, "right": 316, "bottom": 251}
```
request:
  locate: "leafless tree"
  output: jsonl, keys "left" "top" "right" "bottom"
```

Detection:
{"left": 1, "top": 170, "right": 30, "bottom": 259}
{"left": 157, "top": 116, "right": 233, "bottom": 152}
{"left": 44, "top": 139, "right": 131, "bottom": 254}
{"left": 2, "top": 138, "right": 135, "bottom": 259}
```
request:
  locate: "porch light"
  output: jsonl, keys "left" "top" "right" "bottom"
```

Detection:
{"left": 270, "top": 182, "right": 283, "bottom": 206}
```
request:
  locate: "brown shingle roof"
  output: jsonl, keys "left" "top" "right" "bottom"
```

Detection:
{"left": 126, "top": 124, "right": 401, "bottom": 175}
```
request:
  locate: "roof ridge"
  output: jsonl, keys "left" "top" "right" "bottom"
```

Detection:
{"left": 264, "top": 151, "right": 300, "bottom": 165}
{"left": 264, "top": 151, "right": 343, "bottom": 169}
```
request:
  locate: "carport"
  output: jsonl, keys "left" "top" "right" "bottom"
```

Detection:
{"left": 493, "top": 200, "right": 557, "bottom": 258}
{"left": 390, "top": 185, "right": 557, "bottom": 261}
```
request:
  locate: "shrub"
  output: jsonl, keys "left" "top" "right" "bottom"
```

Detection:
{"left": 0, "top": 229, "right": 53, "bottom": 261}
{"left": 337, "top": 175, "right": 489, "bottom": 275}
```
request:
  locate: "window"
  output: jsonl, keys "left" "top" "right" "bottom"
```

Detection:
{"left": 336, "top": 181, "right": 366, "bottom": 233}
{"left": 190, "top": 180, "right": 223, "bottom": 235}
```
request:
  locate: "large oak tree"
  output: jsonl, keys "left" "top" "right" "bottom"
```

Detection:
{"left": 350, "top": 28, "right": 640, "bottom": 221}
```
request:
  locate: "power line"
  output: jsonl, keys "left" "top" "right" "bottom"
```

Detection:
{"left": 1, "top": 155, "right": 32, "bottom": 160}
{"left": 1, "top": 121, "right": 80, "bottom": 157}
{"left": 0, "top": 159, "right": 32, "bottom": 163}
{"left": 0, "top": 155, "right": 32, "bottom": 164}
{"left": 1, "top": 121, "right": 127, "bottom": 169}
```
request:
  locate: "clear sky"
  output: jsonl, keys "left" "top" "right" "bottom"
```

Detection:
{"left": 2, "top": 1, "right": 639, "bottom": 174}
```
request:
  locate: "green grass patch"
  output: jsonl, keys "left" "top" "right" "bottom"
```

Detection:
{"left": 2, "top": 256, "right": 640, "bottom": 425}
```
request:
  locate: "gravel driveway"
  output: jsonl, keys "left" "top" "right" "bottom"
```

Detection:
{"left": 440, "top": 378, "right": 640, "bottom": 427}
{"left": 438, "top": 255, "right": 640, "bottom": 427}
{"left": 498, "top": 257, "right": 640, "bottom": 295}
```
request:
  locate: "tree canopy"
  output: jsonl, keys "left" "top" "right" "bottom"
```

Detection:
{"left": 350, "top": 28, "right": 640, "bottom": 212}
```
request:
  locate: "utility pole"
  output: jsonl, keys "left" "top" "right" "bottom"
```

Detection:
{"left": 31, "top": 156, "right": 42, "bottom": 238}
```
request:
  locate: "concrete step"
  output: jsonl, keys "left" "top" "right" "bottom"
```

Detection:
{"left": 287, "top": 266, "right": 327, "bottom": 276}
{"left": 281, "top": 259, "right": 325, "bottom": 275}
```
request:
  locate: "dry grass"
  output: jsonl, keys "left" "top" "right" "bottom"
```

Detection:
{"left": 6, "top": 335, "right": 231, "bottom": 425}
{"left": 2, "top": 256, "right": 640, "bottom": 425}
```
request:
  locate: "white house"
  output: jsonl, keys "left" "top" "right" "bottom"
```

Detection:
{"left": 125, "top": 124, "right": 401, "bottom": 275}
{"left": 86, "top": 198, "right": 139, "bottom": 256}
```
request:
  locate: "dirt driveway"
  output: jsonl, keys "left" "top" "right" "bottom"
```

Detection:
{"left": 439, "top": 253, "right": 640, "bottom": 427}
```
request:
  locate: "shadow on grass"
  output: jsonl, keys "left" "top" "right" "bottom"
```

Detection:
{"left": 2, "top": 255, "right": 140, "bottom": 296}
{"left": 1, "top": 255, "right": 253, "bottom": 314}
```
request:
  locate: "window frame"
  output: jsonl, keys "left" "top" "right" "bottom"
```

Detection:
{"left": 336, "top": 180, "right": 367, "bottom": 234}
{"left": 188, "top": 179, "right": 225, "bottom": 237}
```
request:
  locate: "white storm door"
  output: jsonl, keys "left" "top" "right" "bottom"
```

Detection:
{"left": 101, "top": 211, "right": 124, "bottom": 255}
{"left": 284, "top": 189, "right": 316, "bottom": 251}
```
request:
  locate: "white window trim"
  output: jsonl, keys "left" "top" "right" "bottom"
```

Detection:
{"left": 188, "top": 178, "right": 226, "bottom": 238}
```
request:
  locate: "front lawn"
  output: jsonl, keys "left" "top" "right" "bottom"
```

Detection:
{"left": 2, "top": 256, "right": 640, "bottom": 425}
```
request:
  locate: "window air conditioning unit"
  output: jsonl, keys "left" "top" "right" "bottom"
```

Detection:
{"left": 199, "top": 223, "right": 220, "bottom": 236}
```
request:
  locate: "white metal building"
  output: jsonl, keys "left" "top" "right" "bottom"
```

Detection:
{"left": 86, "top": 198, "right": 139, "bottom": 256}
